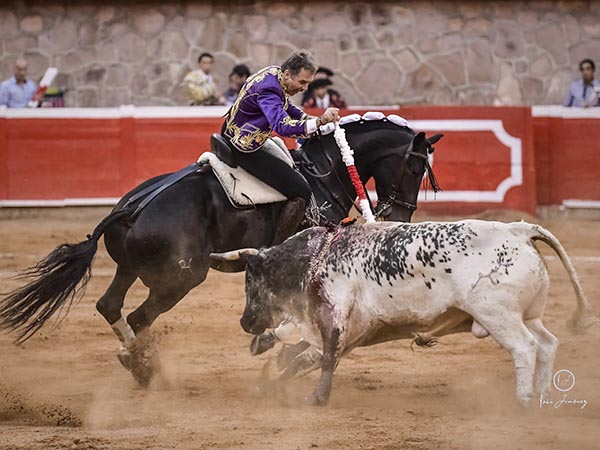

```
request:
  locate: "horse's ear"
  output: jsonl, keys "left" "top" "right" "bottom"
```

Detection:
{"left": 427, "top": 133, "right": 444, "bottom": 146}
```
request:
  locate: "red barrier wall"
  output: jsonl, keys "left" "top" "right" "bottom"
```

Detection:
{"left": 1, "top": 106, "right": 598, "bottom": 214}
{"left": 532, "top": 112, "right": 600, "bottom": 205}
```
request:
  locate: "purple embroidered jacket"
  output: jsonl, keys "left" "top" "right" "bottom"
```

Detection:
{"left": 223, "top": 66, "right": 310, "bottom": 153}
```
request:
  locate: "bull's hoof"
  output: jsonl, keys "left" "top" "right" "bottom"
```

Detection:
{"left": 250, "top": 332, "right": 276, "bottom": 356}
{"left": 304, "top": 392, "right": 328, "bottom": 407}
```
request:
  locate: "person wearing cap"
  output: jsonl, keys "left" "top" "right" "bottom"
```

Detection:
{"left": 222, "top": 50, "right": 339, "bottom": 245}
{"left": 302, "top": 77, "right": 347, "bottom": 109}
{"left": 222, "top": 64, "right": 251, "bottom": 106}
{"left": 0, "top": 59, "right": 37, "bottom": 108}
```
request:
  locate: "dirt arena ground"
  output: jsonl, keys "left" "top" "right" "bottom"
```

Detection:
{"left": 0, "top": 207, "right": 599, "bottom": 450}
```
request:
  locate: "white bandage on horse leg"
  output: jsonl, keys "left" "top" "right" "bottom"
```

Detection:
{"left": 111, "top": 317, "right": 137, "bottom": 347}
{"left": 273, "top": 321, "right": 297, "bottom": 343}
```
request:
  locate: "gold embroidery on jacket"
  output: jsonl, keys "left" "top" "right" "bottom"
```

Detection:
{"left": 224, "top": 65, "right": 307, "bottom": 150}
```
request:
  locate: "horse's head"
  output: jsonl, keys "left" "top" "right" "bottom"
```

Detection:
{"left": 297, "top": 120, "right": 442, "bottom": 225}
{"left": 374, "top": 132, "right": 442, "bottom": 222}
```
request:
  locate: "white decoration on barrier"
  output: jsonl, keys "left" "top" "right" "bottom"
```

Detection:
{"left": 407, "top": 119, "right": 523, "bottom": 203}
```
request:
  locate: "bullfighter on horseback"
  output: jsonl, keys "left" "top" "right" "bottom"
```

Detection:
{"left": 221, "top": 49, "right": 340, "bottom": 244}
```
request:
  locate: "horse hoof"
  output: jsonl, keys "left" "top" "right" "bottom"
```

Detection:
{"left": 129, "top": 346, "right": 162, "bottom": 388}
{"left": 117, "top": 349, "right": 132, "bottom": 372}
{"left": 250, "top": 332, "right": 276, "bottom": 356}
{"left": 276, "top": 341, "right": 311, "bottom": 371}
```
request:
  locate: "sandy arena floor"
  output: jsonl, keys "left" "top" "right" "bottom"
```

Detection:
{"left": 0, "top": 207, "right": 599, "bottom": 450}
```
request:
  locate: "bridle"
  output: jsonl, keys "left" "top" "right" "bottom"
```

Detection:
{"left": 374, "top": 141, "right": 438, "bottom": 219}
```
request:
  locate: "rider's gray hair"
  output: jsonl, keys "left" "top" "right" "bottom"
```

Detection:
{"left": 281, "top": 50, "right": 317, "bottom": 76}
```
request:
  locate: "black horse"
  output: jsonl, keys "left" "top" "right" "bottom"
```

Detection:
{"left": 0, "top": 118, "right": 441, "bottom": 385}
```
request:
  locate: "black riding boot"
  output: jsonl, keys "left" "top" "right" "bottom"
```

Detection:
{"left": 271, "top": 197, "right": 307, "bottom": 245}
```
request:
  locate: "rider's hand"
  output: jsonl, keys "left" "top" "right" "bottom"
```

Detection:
{"left": 318, "top": 107, "right": 340, "bottom": 126}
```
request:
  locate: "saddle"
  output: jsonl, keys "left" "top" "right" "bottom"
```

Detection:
{"left": 199, "top": 134, "right": 295, "bottom": 208}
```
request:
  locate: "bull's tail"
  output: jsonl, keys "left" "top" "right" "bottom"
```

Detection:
{"left": 0, "top": 209, "right": 131, "bottom": 343}
{"left": 524, "top": 223, "right": 599, "bottom": 333}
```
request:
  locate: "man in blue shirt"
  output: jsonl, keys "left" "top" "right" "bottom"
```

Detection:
{"left": 563, "top": 59, "right": 599, "bottom": 107}
{"left": 0, "top": 59, "right": 37, "bottom": 108}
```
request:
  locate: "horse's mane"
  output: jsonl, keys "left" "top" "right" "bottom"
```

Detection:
{"left": 340, "top": 118, "right": 414, "bottom": 136}
{"left": 303, "top": 117, "right": 414, "bottom": 147}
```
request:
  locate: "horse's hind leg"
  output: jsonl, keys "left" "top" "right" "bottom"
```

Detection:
{"left": 96, "top": 265, "right": 137, "bottom": 346}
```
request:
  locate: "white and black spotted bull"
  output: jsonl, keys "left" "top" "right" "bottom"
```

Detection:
{"left": 210, "top": 220, "right": 598, "bottom": 406}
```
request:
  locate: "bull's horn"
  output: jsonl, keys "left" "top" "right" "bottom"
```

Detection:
{"left": 209, "top": 248, "right": 259, "bottom": 261}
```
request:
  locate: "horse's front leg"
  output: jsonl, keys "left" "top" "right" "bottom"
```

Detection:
{"left": 257, "top": 345, "right": 322, "bottom": 398}
{"left": 250, "top": 320, "right": 298, "bottom": 355}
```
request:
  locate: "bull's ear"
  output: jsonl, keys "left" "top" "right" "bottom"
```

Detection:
{"left": 239, "top": 252, "right": 261, "bottom": 268}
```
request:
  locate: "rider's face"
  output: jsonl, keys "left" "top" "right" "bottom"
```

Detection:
{"left": 283, "top": 68, "right": 314, "bottom": 96}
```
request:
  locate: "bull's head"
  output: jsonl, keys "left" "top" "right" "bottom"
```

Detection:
{"left": 209, "top": 249, "right": 278, "bottom": 335}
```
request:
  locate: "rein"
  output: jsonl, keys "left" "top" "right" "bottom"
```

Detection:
{"left": 298, "top": 142, "right": 332, "bottom": 178}
{"left": 298, "top": 134, "right": 360, "bottom": 219}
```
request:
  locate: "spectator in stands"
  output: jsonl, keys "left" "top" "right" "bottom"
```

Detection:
{"left": 302, "top": 66, "right": 337, "bottom": 105}
{"left": 563, "top": 58, "right": 600, "bottom": 107}
{"left": 302, "top": 78, "right": 347, "bottom": 109}
{"left": 0, "top": 59, "right": 37, "bottom": 108}
{"left": 221, "top": 64, "right": 251, "bottom": 106}
{"left": 182, "top": 52, "right": 220, "bottom": 105}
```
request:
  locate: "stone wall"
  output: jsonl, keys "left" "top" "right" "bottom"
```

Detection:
{"left": 1, "top": 1, "right": 599, "bottom": 107}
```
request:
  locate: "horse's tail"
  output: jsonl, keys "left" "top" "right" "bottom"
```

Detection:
{"left": 0, "top": 208, "right": 131, "bottom": 343}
